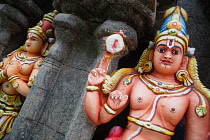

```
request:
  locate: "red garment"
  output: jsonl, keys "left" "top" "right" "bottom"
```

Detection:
{"left": 105, "top": 126, "right": 124, "bottom": 140}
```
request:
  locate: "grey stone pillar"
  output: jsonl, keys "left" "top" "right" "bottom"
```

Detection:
{"left": 0, "top": 4, "right": 28, "bottom": 57}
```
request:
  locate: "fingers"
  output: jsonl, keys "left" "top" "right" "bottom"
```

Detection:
{"left": 110, "top": 90, "right": 128, "bottom": 101}
{"left": 88, "top": 68, "right": 106, "bottom": 85}
{"left": 108, "top": 90, "right": 128, "bottom": 110}
{"left": 89, "top": 68, "right": 106, "bottom": 77}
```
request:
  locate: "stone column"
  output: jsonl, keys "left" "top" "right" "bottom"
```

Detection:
{"left": 0, "top": 4, "right": 28, "bottom": 58}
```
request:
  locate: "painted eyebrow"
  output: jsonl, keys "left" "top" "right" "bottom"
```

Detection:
{"left": 27, "top": 36, "right": 39, "bottom": 40}
{"left": 157, "top": 44, "right": 182, "bottom": 50}
{"left": 173, "top": 45, "right": 182, "bottom": 50}
{"left": 157, "top": 44, "right": 167, "bottom": 47}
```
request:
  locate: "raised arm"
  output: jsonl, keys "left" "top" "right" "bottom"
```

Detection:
{"left": 84, "top": 32, "right": 129, "bottom": 125}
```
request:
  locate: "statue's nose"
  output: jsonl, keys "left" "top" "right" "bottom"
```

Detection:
{"left": 164, "top": 53, "right": 172, "bottom": 59}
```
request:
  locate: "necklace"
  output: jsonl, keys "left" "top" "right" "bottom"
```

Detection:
{"left": 143, "top": 75, "right": 183, "bottom": 89}
{"left": 139, "top": 75, "right": 187, "bottom": 94}
{"left": 13, "top": 52, "right": 43, "bottom": 65}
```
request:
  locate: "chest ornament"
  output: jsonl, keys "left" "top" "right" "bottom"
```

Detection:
{"left": 143, "top": 75, "right": 183, "bottom": 89}
{"left": 12, "top": 52, "right": 42, "bottom": 66}
{"left": 139, "top": 75, "right": 187, "bottom": 94}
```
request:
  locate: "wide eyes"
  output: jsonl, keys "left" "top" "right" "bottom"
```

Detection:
{"left": 26, "top": 36, "right": 38, "bottom": 41}
{"left": 157, "top": 47, "right": 180, "bottom": 55}
{"left": 158, "top": 48, "right": 166, "bottom": 53}
{"left": 172, "top": 49, "right": 180, "bottom": 55}
{"left": 32, "top": 38, "right": 37, "bottom": 41}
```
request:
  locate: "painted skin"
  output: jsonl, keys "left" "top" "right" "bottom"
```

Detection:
{"left": 0, "top": 33, "right": 46, "bottom": 97}
{"left": 84, "top": 39, "right": 210, "bottom": 140}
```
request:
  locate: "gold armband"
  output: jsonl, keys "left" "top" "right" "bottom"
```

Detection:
{"left": 104, "top": 103, "right": 117, "bottom": 115}
{"left": 8, "top": 75, "right": 20, "bottom": 88}
{"left": 86, "top": 86, "right": 99, "bottom": 91}
{"left": 0, "top": 70, "right": 6, "bottom": 79}
{"left": 8, "top": 75, "right": 19, "bottom": 82}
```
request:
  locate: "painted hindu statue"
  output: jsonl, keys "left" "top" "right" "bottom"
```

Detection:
{"left": 84, "top": 6, "right": 210, "bottom": 140}
{"left": 0, "top": 10, "right": 58, "bottom": 139}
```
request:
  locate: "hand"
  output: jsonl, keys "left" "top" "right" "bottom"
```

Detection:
{"left": 88, "top": 68, "right": 106, "bottom": 85}
{"left": 6, "top": 60, "right": 20, "bottom": 77}
{"left": 107, "top": 90, "right": 128, "bottom": 110}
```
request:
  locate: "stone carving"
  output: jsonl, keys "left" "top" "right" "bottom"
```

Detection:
{"left": 84, "top": 6, "right": 210, "bottom": 140}
{"left": 0, "top": 10, "right": 58, "bottom": 139}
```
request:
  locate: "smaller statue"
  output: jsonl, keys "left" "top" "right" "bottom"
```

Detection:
{"left": 84, "top": 6, "right": 210, "bottom": 140}
{"left": 0, "top": 10, "right": 58, "bottom": 139}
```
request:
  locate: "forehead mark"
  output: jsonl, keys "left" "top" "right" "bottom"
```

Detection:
{"left": 167, "top": 40, "right": 175, "bottom": 49}
{"left": 157, "top": 42, "right": 183, "bottom": 53}
{"left": 28, "top": 33, "right": 34, "bottom": 38}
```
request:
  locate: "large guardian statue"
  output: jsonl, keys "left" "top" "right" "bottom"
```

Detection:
{"left": 84, "top": 6, "right": 210, "bottom": 140}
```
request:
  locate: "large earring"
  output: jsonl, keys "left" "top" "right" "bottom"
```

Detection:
{"left": 41, "top": 50, "right": 48, "bottom": 56}
{"left": 176, "top": 69, "right": 193, "bottom": 86}
{"left": 135, "top": 48, "right": 153, "bottom": 74}
{"left": 41, "top": 43, "right": 49, "bottom": 56}
{"left": 137, "top": 60, "right": 152, "bottom": 74}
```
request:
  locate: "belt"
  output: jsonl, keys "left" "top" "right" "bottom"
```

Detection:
{"left": 127, "top": 116, "right": 174, "bottom": 136}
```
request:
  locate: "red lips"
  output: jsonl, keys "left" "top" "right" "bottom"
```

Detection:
{"left": 161, "top": 60, "right": 172, "bottom": 65}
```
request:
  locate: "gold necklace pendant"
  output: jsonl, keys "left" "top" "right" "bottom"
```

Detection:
{"left": 139, "top": 75, "right": 187, "bottom": 94}
{"left": 143, "top": 75, "right": 183, "bottom": 89}
{"left": 13, "top": 52, "right": 43, "bottom": 66}
{"left": 15, "top": 52, "right": 41, "bottom": 62}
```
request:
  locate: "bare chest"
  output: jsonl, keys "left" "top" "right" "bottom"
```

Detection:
{"left": 129, "top": 82, "right": 190, "bottom": 123}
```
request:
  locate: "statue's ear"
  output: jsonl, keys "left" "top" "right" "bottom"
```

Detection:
{"left": 149, "top": 50, "right": 154, "bottom": 62}
{"left": 180, "top": 56, "right": 189, "bottom": 69}
{"left": 41, "top": 43, "right": 49, "bottom": 56}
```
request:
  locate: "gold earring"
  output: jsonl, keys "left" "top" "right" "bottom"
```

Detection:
{"left": 137, "top": 60, "right": 152, "bottom": 74}
{"left": 135, "top": 48, "right": 153, "bottom": 74}
{"left": 41, "top": 50, "right": 48, "bottom": 56}
{"left": 176, "top": 69, "right": 193, "bottom": 86}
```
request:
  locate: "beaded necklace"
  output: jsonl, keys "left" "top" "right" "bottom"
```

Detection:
{"left": 13, "top": 52, "right": 42, "bottom": 66}
{"left": 139, "top": 75, "right": 187, "bottom": 94}
{"left": 143, "top": 74, "right": 183, "bottom": 89}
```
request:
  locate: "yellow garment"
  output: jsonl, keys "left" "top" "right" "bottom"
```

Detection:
{"left": 0, "top": 88, "right": 25, "bottom": 139}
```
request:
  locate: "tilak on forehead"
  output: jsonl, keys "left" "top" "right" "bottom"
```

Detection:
{"left": 154, "top": 6, "right": 189, "bottom": 53}
{"left": 28, "top": 33, "right": 36, "bottom": 38}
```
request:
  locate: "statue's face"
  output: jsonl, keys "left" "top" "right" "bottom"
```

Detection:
{"left": 152, "top": 40, "right": 184, "bottom": 75}
{"left": 25, "top": 33, "right": 44, "bottom": 54}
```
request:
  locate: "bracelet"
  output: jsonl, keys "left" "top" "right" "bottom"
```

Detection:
{"left": 8, "top": 75, "right": 20, "bottom": 89}
{"left": 11, "top": 81, "right": 19, "bottom": 88}
{"left": 0, "top": 70, "right": 6, "bottom": 79}
{"left": 8, "top": 75, "right": 19, "bottom": 82}
{"left": 27, "top": 75, "right": 36, "bottom": 87}
{"left": 104, "top": 103, "right": 117, "bottom": 115}
{"left": 86, "top": 86, "right": 99, "bottom": 91}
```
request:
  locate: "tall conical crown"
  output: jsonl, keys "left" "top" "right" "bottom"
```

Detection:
{"left": 27, "top": 10, "right": 58, "bottom": 43}
{"left": 154, "top": 6, "right": 189, "bottom": 53}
